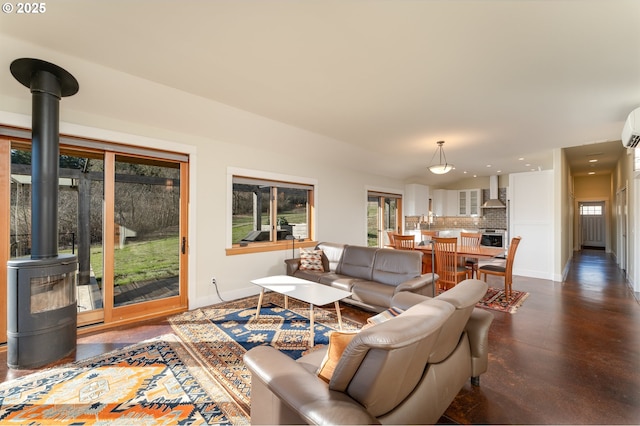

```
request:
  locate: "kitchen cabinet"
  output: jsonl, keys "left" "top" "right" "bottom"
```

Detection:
{"left": 432, "top": 188, "right": 480, "bottom": 217}
{"left": 458, "top": 189, "right": 481, "bottom": 216}
{"left": 404, "top": 184, "right": 429, "bottom": 216}
{"left": 431, "top": 189, "right": 458, "bottom": 216}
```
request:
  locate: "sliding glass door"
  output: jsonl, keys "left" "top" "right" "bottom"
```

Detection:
{"left": 1, "top": 135, "right": 189, "bottom": 340}
{"left": 367, "top": 191, "right": 402, "bottom": 247}
{"left": 112, "top": 155, "right": 181, "bottom": 308}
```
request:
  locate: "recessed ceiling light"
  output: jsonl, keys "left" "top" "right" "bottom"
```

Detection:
{"left": 525, "top": 163, "right": 531, "bottom": 167}
{"left": 518, "top": 157, "right": 524, "bottom": 161}
{"left": 588, "top": 171, "right": 595, "bottom": 175}
{"left": 497, "top": 170, "right": 502, "bottom": 173}
{"left": 486, "top": 164, "right": 492, "bottom": 168}
{"left": 589, "top": 159, "right": 598, "bottom": 163}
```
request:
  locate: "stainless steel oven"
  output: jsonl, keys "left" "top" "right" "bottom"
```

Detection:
{"left": 480, "top": 230, "right": 505, "bottom": 248}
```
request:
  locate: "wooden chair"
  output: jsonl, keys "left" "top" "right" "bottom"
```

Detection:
{"left": 478, "top": 236, "right": 522, "bottom": 298}
{"left": 394, "top": 234, "right": 415, "bottom": 250}
{"left": 433, "top": 237, "right": 470, "bottom": 291}
{"left": 420, "top": 230, "right": 439, "bottom": 244}
{"left": 460, "top": 232, "right": 482, "bottom": 278}
{"left": 385, "top": 231, "right": 396, "bottom": 248}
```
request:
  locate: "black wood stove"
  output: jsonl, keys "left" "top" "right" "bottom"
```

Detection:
{"left": 7, "top": 58, "right": 79, "bottom": 369}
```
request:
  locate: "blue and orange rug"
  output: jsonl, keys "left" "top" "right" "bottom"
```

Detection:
{"left": 0, "top": 293, "right": 360, "bottom": 424}
{"left": 0, "top": 334, "right": 248, "bottom": 425}
{"left": 168, "top": 292, "right": 362, "bottom": 414}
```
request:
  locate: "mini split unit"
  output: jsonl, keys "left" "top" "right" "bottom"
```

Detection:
{"left": 622, "top": 107, "right": 640, "bottom": 148}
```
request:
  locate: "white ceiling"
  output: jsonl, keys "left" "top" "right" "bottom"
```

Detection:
{"left": 1, "top": 0, "right": 638, "bottom": 185}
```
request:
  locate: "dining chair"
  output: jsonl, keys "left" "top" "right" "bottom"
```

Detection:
{"left": 459, "top": 232, "right": 482, "bottom": 278}
{"left": 432, "top": 237, "right": 470, "bottom": 291}
{"left": 420, "top": 230, "right": 439, "bottom": 244}
{"left": 385, "top": 231, "right": 396, "bottom": 248}
{"left": 478, "top": 236, "right": 522, "bottom": 298}
{"left": 393, "top": 234, "right": 415, "bottom": 250}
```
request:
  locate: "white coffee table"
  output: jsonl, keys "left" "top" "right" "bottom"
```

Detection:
{"left": 251, "top": 275, "right": 352, "bottom": 347}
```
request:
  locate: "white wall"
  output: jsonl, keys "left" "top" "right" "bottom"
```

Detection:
{"left": 0, "top": 34, "right": 405, "bottom": 309}
{"left": 509, "top": 170, "right": 556, "bottom": 280}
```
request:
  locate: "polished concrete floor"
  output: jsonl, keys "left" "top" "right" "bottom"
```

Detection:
{"left": 443, "top": 249, "right": 640, "bottom": 425}
{"left": 1, "top": 249, "right": 638, "bottom": 424}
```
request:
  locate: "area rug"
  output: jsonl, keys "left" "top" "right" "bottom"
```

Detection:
{"left": 168, "top": 292, "right": 362, "bottom": 416}
{"left": 477, "top": 287, "right": 529, "bottom": 313}
{"left": 0, "top": 334, "right": 248, "bottom": 425}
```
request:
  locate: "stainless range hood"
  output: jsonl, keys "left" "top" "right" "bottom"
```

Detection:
{"left": 482, "top": 175, "right": 505, "bottom": 208}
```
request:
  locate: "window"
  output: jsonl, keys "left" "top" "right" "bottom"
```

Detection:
{"left": 230, "top": 174, "right": 315, "bottom": 252}
{"left": 580, "top": 204, "right": 603, "bottom": 216}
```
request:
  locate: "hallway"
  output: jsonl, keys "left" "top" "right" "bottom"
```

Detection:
{"left": 0, "top": 249, "right": 638, "bottom": 424}
{"left": 444, "top": 249, "right": 640, "bottom": 424}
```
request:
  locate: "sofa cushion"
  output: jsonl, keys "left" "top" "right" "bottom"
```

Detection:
{"left": 317, "top": 273, "right": 361, "bottom": 292}
{"left": 316, "top": 331, "right": 357, "bottom": 383}
{"left": 371, "top": 248, "right": 422, "bottom": 286}
{"left": 337, "top": 246, "right": 377, "bottom": 280}
{"left": 292, "top": 269, "right": 324, "bottom": 282}
{"left": 316, "top": 242, "right": 347, "bottom": 272}
{"left": 300, "top": 249, "right": 324, "bottom": 271}
{"left": 350, "top": 280, "right": 396, "bottom": 308}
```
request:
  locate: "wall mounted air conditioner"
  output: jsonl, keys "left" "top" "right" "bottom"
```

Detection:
{"left": 621, "top": 107, "right": 640, "bottom": 148}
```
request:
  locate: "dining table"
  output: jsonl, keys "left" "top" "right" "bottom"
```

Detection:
{"left": 414, "top": 244, "right": 506, "bottom": 275}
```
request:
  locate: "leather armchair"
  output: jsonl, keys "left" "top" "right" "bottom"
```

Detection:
{"left": 244, "top": 279, "right": 493, "bottom": 424}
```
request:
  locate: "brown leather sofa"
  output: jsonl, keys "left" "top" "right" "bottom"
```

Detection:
{"left": 285, "top": 242, "right": 437, "bottom": 312}
{"left": 244, "top": 279, "right": 493, "bottom": 425}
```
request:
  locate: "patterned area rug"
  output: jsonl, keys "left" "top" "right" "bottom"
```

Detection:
{"left": 0, "top": 334, "right": 248, "bottom": 425}
{"left": 477, "top": 287, "right": 529, "bottom": 313}
{"left": 168, "top": 292, "right": 362, "bottom": 416}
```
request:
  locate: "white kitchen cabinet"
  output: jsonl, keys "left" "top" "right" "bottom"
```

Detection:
{"left": 431, "top": 189, "right": 446, "bottom": 216}
{"left": 432, "top": 189, "right": 460, "bottom": 216}
{"left": 457, "top": 189, "right": 481, "bottom": 216}
{"left": 404, "top": 184, "right": 430, "bottom": 216}
{"left": 446, "top": 190, "right": 458, "bottom": 216}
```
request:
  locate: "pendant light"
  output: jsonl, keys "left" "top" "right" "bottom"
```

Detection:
{"left": 428, "top": 140, "right": 454, "bottom": 174}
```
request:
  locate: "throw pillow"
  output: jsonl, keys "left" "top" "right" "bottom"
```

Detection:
{"left": 365, "top": 306, "right": 405, "bottom": 326}
{"left": 299, "top": 249, "right": 324, "bottom": 272}
{"left": 316, "top": 331, "right": 357, "bottom": 383}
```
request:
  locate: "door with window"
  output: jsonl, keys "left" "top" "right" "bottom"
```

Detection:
{"left": 367, "top": 191, "right": 402, "bottom": 247}
{"left": 579, "top": 201, "right": 606, "bottom": 249}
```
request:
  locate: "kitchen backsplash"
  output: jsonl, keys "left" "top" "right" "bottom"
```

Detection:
{"left": 405, "top": 187, "right": 507, "bottom": 231}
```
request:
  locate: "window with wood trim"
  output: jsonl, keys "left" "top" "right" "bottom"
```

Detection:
{"left": 231, "top": 176, "right": 314, "bottom": 248}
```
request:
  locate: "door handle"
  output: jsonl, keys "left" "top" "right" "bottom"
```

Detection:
{"left": 181, "top": 237, "right": 186, "bottom": 254}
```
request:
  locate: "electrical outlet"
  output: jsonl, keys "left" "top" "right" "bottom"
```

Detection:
{"left": 211, "top": 277, "right": 217, "bottom": 285}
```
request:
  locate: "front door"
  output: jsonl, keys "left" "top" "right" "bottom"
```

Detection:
{"left": 580, "top": 201, "right": 606, "bottom": 249}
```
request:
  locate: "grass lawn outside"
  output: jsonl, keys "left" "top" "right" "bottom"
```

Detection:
{"left": 232, "top": 210, "right": 308, "bottom": 243}
{"left": 87, "top": 235, "right": 179, "bottom": 287}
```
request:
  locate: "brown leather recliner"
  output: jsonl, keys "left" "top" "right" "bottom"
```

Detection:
{"left": 244, "top": 279, "right": 493, "bottom": 425}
